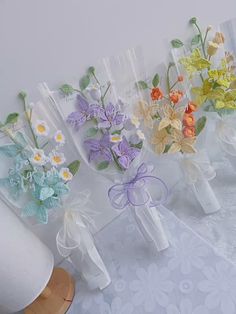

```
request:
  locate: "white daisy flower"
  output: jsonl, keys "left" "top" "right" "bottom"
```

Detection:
{"left": 49, "top": 151, "right": 66, "bottom": 167}
{"left": 54, "top": 130, "right": 65, "bottom": 145}
{"left": 110, "top": 134, "right": 122, "bottom": 143}
{"left": 59, "top": 167, "right": 73, "bottom": 181}
{"left": 34, "top": 120, "right": 50, "bottom": 137}
{"left": 31, "top": 149, "right": 47, "bottom": 166}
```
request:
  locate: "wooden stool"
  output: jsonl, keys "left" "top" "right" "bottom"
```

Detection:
{"left": 24, "top": 267, "right": 75, "bottom": 314}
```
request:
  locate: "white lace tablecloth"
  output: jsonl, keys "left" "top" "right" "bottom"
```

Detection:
{"left": 168, "top": 157, "right": 236, "bottom": 265}
{"left": 64, "top": 204, "right": 236, "bottom": 314}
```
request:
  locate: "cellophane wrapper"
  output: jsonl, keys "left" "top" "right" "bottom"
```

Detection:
{"left": 0, "top": 95, "right": 110, "bottom": 290}
{"left": 115, "top": 47, "right": 220, "bottom": 215}
{"left": 39, "top": 57, "right": 170, "bottom": 253}
{"left": 169, "top": 20, "right": 236, "bottom": 265}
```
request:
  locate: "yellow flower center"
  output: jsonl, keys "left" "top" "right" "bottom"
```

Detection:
{"left": 56, "top": 133, "right": 63, "bottom": 141}
{"left": 53, "top": 156, "right": 62, "bottom": 164}
{"left": 111, "top": 135, "right": 121, "bottom": 142}
{"left": 63, "top": 171, "right": 70, "bottom": 179}
{"left": 34, "top": 153, "right": 42, "bottom": 161}
{"left": 37, "top": 124, "right": 46, "bottom": 133}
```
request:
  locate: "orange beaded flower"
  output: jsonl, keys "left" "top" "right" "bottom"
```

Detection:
{"left": 169, "top": 90, "right": 184, "bottom": 104}
{"left": 185, "top": 101, "right": 197, "bottom": 114}
{"left": 151, "top": 87, "right": 164, "bottom": 101}
{"left": 183, "top": 113, "right": 195, "bottom": 127}
{"left": 183, "top": 126, "right": 196, "bottom": 138}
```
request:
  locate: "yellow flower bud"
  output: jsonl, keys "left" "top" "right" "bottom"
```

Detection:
{"left": 213, "top": 32, "right": 225, "bottom": 44}
{"left": 207, "top": 41, "right": 219, "bottom": 56}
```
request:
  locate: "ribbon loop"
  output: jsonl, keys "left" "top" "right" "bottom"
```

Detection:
{"left": 108, "top": 163, "right": 169, "bottom": 209}
{"left": 56, "top": 190, "right": 97, "bottom": 257}
{"left": 56, "top": 190, "right": 111, "bottom": 290}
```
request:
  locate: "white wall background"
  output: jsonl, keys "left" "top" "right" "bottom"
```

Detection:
{"left": 1, "top": 0, "right": 235, "bottom": 260}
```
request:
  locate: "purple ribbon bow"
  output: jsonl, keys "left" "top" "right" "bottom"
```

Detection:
{"left": 108, "top": 163, "right": 169, "bottom": 209}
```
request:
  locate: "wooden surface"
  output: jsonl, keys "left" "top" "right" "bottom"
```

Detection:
{"left": 24, "top": 267, "right": 75, "bottom": 314}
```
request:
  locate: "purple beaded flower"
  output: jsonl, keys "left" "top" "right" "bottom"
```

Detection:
{"left": 67, "top": 94, "right": 100, "bottom": 130}
{"left": 97, "top": 103, "right": 125, "bottom": 129}
{"left": 112, "top": 137, "right": 140, "bottom": 169}
{"left": 84, "top": 134, "right": 113, "bottom": 163}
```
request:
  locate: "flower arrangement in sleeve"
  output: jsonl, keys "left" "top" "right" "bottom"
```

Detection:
{"left": 135, "top": 63, "right": 206, "bottom": 155}
{"left": 41, "top": 64, "right": 171, "bottom": 253}
{"left": 0, "top": 89, "right": 111, "bottom": 290}
{"left": 60, "top": 66, "right": 143, "bottom": 173}
{"left": 171, "top": 17, "right": 236, "bottom": 171}
{"left": 171, "top": 17, "right": 236, "bottom": 115}
{"left": 0, "top": 92, "right": 80, "bottom": 224}
{"left": 134, "top": 62, "right": 220, "bottom": 214}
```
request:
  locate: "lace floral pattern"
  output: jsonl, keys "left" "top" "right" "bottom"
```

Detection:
{"left": 168, "top": 156, "right": 236, "bottom": 264}
{"left": 63, "top": 206, "right": 236, "bottom": 314}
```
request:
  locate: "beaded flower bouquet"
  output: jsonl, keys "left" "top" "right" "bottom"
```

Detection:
{"left": 172, "top": 17, "right": 236, "bottom": 171}
{"left": 111, "top": 47, "right": 220, "bottom": 215}
{"left": 0, "top": 91, "right": 110, "bottom": 290}
{"left": 39, "top": 61, "right": 170, "bottom": 253}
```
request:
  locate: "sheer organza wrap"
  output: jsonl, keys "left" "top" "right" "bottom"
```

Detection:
{"left": 109, "top": 47, "right": 220, "bottom": 215}
{"left": 39, "top": 59, "right": 170, "bottom": 254}
{"left": 170, "top": 20, "right": 236, "bottom": 265}
{"left": 0, "top": 94, "right": 110, "bottom": 290}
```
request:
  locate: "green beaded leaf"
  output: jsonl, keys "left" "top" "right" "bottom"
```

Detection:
{"left": 152, "top": 74, "right": 160, "bottom": 87}
{"left": 5, "top": 113, "right": 19, "bottom": 125}
{"left": 195, "top": 116, "right": 207, "bottom": 136}
{"left": 68, "top": 160, "right": 80, "bottom": 176}
{"left": 59, "top": 84, "right": 74, "bottom": 96}
{"left": 79, "top": 75, "right": 90, "bottom": 90}
{"left": 135, "top": 81, "right": 148, "bottom": 90}
{"left": 97, "top": 161, "right": 109, "bottom": 170}
{"left": 171, "top": 39, "right": 184, "bottom": 48}
{"left": 191, "top": 34, "right": 201, "bottom": 46}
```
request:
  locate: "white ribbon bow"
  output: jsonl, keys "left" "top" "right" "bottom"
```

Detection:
{"left": 180, "top": 150, "right": 216, "bottom": 185}
{"left": 56, "top": 191, "right": 94, "bottom": 255}
{"left": 56, "top": 190, "right": 111, "bottom": 290}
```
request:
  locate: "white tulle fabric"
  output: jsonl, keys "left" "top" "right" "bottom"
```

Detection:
{"left": 179, "top": 150, "right": 221, "bottom": 214}
{"left": 56, "top": 191, "right": 111, "bottom": 290}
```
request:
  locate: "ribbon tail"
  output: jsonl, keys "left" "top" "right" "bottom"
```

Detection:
{"left": 82, "top": 244, "right": 111, "bottom": 290}
{"left": 191, "top": 178, "right": 221, "bottom": 214}
{"left": 131, "top": 202, "right": 169, "bottom": 252}
{"left": 57, "top": 214, "right": 111, "bottom": 290}
{"left": 180, "top": 152, "right": 220, "bottom": 214}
